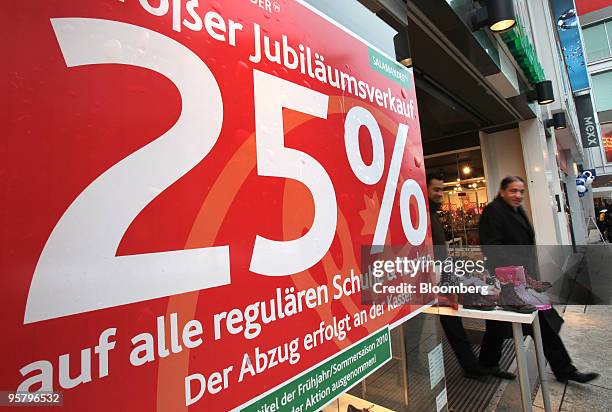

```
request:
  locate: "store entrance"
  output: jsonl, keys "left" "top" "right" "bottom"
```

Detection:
{"left": 425, "top": 148, "right": 489, "bottom": 249}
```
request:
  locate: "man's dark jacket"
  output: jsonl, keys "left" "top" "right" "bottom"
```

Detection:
{"left": 479, "top": 196, "right": 563, "bottom": 332}
{"left": 429, "top": 199, "right": 447, "bottom": 260}
{"left": 479, "top": 196, "right": 537, "bottom": 276}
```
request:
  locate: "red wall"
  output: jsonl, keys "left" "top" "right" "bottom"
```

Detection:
{"left": 576, "top": 0, "right": 611, "bottom": 16}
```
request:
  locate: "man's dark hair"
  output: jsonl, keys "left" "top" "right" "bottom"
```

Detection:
{"left": 499, "top": 175, "right": 525, "bottom": 190}
{"left": 426, "top": 173, "right": 445, "bottom": 187}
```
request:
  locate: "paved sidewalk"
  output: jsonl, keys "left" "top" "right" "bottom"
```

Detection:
{"left": 533, "top": 305, "right": 612, "bottom": 412}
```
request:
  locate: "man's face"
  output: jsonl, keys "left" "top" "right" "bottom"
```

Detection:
{"left": 500, "top": 181, "right": 525, "bottom": 208}
{"left": 428, "top": 178, "right": 445, "bottom": 204}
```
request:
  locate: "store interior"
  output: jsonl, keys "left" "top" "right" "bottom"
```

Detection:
{"left": 425, "top": 149, "right": 489, "bottom": 247}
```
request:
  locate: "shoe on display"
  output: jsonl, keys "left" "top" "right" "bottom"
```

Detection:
{"left": 494, "top": 266, "right": 515, "bottom": 284}
{"left": 486, "top": 274, "right": 499, "bottom": 287}
{"left": 556, "top": 370, "right": 600, "bottom": 384}
{"left": 495, "top": 266, "right": 526, "bottom": 286}
{"left": 462, "top": 276, "right": 499, "bottom": 298}
{"left": 497, "top": 283, "right": 536, "bottom": 313}
{"left": 526, "top": 287, "right": 552, "bottom": 309}
{"left": 462, "top": 293, "right": 496, "bottom": 311}
{"left": 514, "top": 284, "right": 552, "bottom": 311}
{"left": 437, "top": 295, "right": 459, "bottom": 310}
{"left": 461, "top": 274, "right": 488, "bottom": 288}
{"left": 485, "top": 276, "right": 502, "bottom": 296}
{"left": 460, "top": 275, "right": 499, "bottom": 309}
{"left": 437, "top": 270, "right": 460, "bottom": 309}
{"left": 526, "top": 275, "right": 552, "bottom": 292}
{"left": 462, "top": 274, "right": 499, "bottom": 295}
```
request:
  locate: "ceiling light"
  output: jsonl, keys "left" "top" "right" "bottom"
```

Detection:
{"left": 393, "top": 31, "right": 412, "bottom": 67}
{"left": 490, "top": 19, "right": 516, "bottom": 32}
{"left": 544, "top": 112, "right": 567, "bottom": 130}
{"left": 462, "top": 165, "right": 472, "bottom": 175}
{"left": 470, "top": 0, "right": 517, "bottom": 33}
{"left": 527, "top": 80, "right": 555, "bottom": 105}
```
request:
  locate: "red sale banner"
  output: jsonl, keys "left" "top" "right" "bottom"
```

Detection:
{"left": 1, "top": 1, "right": 432, "bottom": 410}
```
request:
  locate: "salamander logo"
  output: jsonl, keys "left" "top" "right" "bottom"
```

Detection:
{"left": 250, "top": 0, "right": 281, "bottom": 13}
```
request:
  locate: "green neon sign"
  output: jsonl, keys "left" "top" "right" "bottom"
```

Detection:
{"left": 501, "top": 23, "right": 545, "bottom": 85}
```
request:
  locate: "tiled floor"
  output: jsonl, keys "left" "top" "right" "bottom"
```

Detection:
{"left": 533, "top": 305, "right": 612, "bottom": 412}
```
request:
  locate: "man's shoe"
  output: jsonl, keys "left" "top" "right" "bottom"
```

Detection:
{"left": 463, "top": 370, "right": 485, "bottom": 380}
{"left": 480, "top": 365, "right": 516, "bottom": 380}
{"left": 556, "top": 371, "right": 600, "bottom": 384}
{"left": 462, "top": 366, "right": 488, "bottom": 380}
{"left": 493, "top": 369, "right": 517, "bottom": 380}
{"left": 347, "top": 405, "right": 372, "bottom": 412}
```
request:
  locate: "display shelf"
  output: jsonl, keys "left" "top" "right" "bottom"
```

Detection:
{"left": 424, "top": 305, "right": 537, "bottom": 324}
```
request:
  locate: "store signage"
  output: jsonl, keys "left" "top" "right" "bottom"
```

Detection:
{"left": 501, "top": 24, "right": 545, "bottom": 86}
{"left": 1, "top": 1, "right": 431, "bottom": 410}
{"left": 428, "top": 343, "right": 445, "bottom": 389}
{"left": 550, "top": 0, "right": 590, "bottom": 92}
{"left": 241, "top": 327, "right": 391, "bottom": 412}
{"left": 575, "top": 94, "right": 601, "bottom": 148}
{"left": 436, "top": 388, "right": 448, "bottom": 412}
{"left": 602, "top": 123, "right": 612, "bottom": 163}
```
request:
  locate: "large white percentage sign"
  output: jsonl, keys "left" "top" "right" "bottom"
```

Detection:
{"left": 344, "top": 106, "right": 427, "bottom": 253}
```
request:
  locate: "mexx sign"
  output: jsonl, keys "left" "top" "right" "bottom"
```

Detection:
{"left": 576, "top": 94, "right": 601, "bottom": 149}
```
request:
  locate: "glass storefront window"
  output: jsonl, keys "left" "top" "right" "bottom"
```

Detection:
{"left": 607, "top": 20, "right": 612, "bottom": 52}
{"left": 592, "top": 70, "right": 612, "bottom": 112}
{"left": 322, "top": 314, "right": 446, "bottom": 412}
{"left": 583, "top": 20, "right": 612, "bottom": 62}
{"left": 303, "top": 0, "right": 398, "bottom": 57}
{"left": 295, "top": 3, "right": 450, "bottom": 412}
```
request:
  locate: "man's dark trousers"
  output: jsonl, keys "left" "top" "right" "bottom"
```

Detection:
{"left": 480, "top": 312, "right": 574, "bottom": 377}
{"left": 440, "top": 316, "right": 479, "bottom": 371}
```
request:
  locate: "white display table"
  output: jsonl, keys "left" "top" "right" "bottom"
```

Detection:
{"left": 424, "top": 305, "right": 552, "bottom": 412}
